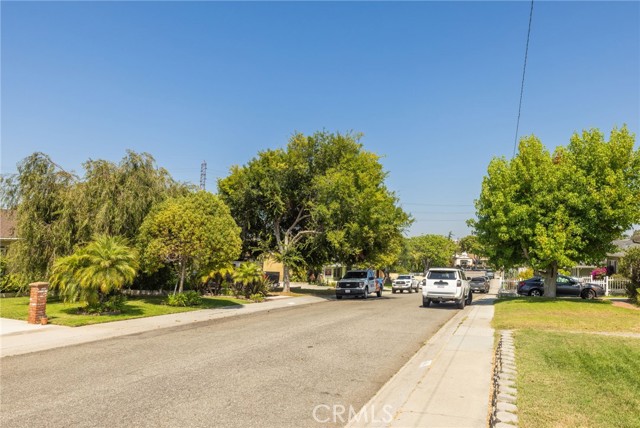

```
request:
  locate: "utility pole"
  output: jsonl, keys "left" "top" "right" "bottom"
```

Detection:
{"left": 200, "top": 161, "right": 207, "bottom": 190}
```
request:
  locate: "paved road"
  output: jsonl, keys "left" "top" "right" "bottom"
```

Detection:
{"left": 1, "top": 291, "right": 463, "bottom": 428}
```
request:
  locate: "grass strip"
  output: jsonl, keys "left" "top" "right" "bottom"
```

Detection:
{"left": 0, "top": 295, "right": 250, "bottom": 327}
{"left": 515, "top": 330, "right": 640, "bottom": 428}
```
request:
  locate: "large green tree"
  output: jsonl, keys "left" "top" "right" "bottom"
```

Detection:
{"left": 138, "top": 191, "right": 242, "bottom": 293}
{"left": 1, "top": 151, "right": 185, "bottom": 282}
{"left": 471, "top": 127, "right": 640, "bottom": 296}
{"left": 399, "top": 234, "right": 457, "bottom": 272}
{"left": 218, "top": 131, "right": 411, "bottom": 292}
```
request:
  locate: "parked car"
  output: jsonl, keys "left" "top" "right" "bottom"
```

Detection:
{"left": 516, "top": 275, "right": 604, "bottom": 299}
{"left": 335, "top": 269, "right": 382, "bottom": 299}
{"left": 392, "top": 274, "right": 418, "bottom": 293}
{"left": 485, "top": 270, "right": 495, "bottom": 279}
{"left": 469, "top": 276, "right": 490, "bottom": 293}
{"left": 422, "top": 268, "right": 471, "bottom": 309}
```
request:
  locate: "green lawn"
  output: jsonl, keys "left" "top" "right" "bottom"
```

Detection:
{"left": 515, "top": 330, "right": 640, "bottom": 428}
{"left": 0, "top": 295, "right": 250, "bottom": 327}
{"left": 493, "top": 297, "right": 640, "bottom": 333}
{"left": 493, "top": 297, "right": 640, "bottom": 428}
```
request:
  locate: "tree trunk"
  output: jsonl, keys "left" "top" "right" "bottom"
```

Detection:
{"left": 283, "top": 264, "right": 290, "bottom": 293}
{"left": 543, "top": 262, "right": 558, "bottom": 297}
{"left": 178, "top": 262, "right": 186, "bottom": 294}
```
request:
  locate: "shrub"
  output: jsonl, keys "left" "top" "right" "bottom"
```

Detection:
{"left": 517, "top": 267, "right": 534, "bottom": 280}
{"left": 250, "top": 293, "right": 264, "bottom": 302}
{"left": 166, "top": 291, "right": 202, "bottom": 307}
{"left": 83, "top": 294, "right": 127, "bottom": 314}
{"left": 620, "top": 248, "right": 640, "bottom": 303}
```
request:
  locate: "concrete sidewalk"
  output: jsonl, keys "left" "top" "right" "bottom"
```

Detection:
{"left": 348, "top": 294, "right": 496, "bottom": 428}
{"left": 0, "top": 295, "right": 327, "bottom": 358}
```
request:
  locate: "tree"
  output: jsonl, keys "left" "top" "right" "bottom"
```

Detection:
{"left": 218, "top": 131, "right": 411, "bottom": 292}
{"left": 73, "top": 151, "right": 188, "bottom": 242}
{"left": 457, "top": 235, "right": 485, "bottom": 266}
{"left": 471, "top": 126, "right": 640, "bottom": 296}
{"left": 50, "top": 235, "right": 138, "bottom": 307}
{"left": 402, "top": 235, "right": 457, "bottom": 272}
{"left": 1, "top": 153, "right": 77, "bottom": 281}
{"left": 138, "top": 191, "right": 242, "bottom": 293}
{"left": 1, "top": 151, "right": 187, "bottom": 283}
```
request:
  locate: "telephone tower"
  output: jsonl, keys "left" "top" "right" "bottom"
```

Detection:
{"left": 200, "top": 161, "right": 207, "bottom": 190}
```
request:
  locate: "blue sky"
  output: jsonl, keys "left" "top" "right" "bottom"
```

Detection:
{"left": 2, "top": 1, "right": 639, "bottom": 239}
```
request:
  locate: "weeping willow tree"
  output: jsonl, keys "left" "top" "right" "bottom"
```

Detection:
{"left": 1, "top": 151, "right": 187, "bottom": 283}
{"left": 0, "top": 153, "right": 78, "bottom": 282}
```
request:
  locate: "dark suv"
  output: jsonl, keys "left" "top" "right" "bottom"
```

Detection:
{"left": 516, "top": 275, "right": 604, "bottom": 299}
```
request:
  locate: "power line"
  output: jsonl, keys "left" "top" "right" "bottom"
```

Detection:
{"left": 513, "top": 0, "right": 534, "bottom": 158}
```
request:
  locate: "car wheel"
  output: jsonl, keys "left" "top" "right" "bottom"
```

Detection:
{"left": 377, "top": 288, "right": 382, "bottom": 298}
{"left": 336, "top": 295, "right": 343, "bottom": 300}
{"left": 363, "top": 288, "right": 368, "bottom": 299}
{"left": 392, "top": 289, "right": 396, "bottom": 294}
{"left": 530, "top": 289, "right": 543, "bottom": 297}
{"left": 582, "top": 289, "right": 596, "bottom": 300}
{"left": 423, "top": 297, "right": 430, "bottom": 307}
{"left": 457, "top": 297, "right": 465, "bottom": 309}
{"left": 466, "top": 291, "right": 473, "bottom": 305}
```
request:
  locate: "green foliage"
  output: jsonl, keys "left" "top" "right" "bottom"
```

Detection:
{"left": 517, "top": 267, "right": 534, "bottom": 280}
{"left": 1, "top": 153, "right": 77, "bottom": 281}
{"left": 232, "top": 262, "right": 272, "bottom": 298}
{"left": 49, "top": 235, "right": 138, "bottom": 306}
{"left": 83, "top": 294, "right": 128, "bottom": 314}
{"left": 457, "top": 235, "right": 483, "bottom": 256}
{"left": 250, "top": 293, "right": 264, "bottom": 302}
{"left": 218, "top": 131, "right": 411, "bottom": 291}
{"left": 397, "top": 234, "right": 457, "bottom": 272}
{"left": 620, "top": 247, "right": 640, "bottom": 303}
{"left": 138, "top": 191, "right": 242, "bottom": 293}
{"left": 471, "top": 127, "right": 640, "bottom": 296}
{"left": 0, "top": 255, "right": 29, "bottom": 294}
{"left": 1, "top": 151, "right": 186, "bottom": 283}
{"left": 166, "top": 291, "right": 202, "bottom": 307}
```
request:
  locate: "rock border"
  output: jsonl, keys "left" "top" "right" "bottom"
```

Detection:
{"left": 490, "top": 330, "right": 519, "bottom": 427}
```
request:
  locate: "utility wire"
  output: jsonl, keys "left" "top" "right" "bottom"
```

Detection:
{"left": 513, "top": 0, "right": 534, "bottom": 158}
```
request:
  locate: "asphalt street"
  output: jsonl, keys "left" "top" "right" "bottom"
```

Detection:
{"left": 1, "top": 291, "right": 463, "bottom": 428}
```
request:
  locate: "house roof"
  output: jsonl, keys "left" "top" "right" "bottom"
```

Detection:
{"left": 608, "top": 237, "right": 640, "bottom": 258}
{"left": 0, "top": 209, "right": 17, "bottom": 239}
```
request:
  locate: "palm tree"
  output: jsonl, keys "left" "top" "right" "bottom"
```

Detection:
{"left": 233, "top": 262, "right": 262, "bottom": 285}
{"left": 50, "top": 235, "right": 138, "bottom": 306}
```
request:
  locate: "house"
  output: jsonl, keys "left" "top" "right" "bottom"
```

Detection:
{"left": 0, "top": 209, "right": 18, "bottom": 255}
{"left": 571, "top": 232, "right": 640, "bottom": 277}
{"left": 605, "top": 234, "right": 640, "bottom": 274}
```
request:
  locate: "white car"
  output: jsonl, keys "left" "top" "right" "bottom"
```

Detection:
{"left": 392, "top": 274, "right": 418, "bottom": 293}
{"left": 422, "top": 268, "right": 471, "bottom": 309}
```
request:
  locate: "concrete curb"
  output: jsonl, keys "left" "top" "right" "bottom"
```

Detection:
{"left": 0, "top": 295, "right": 328, "bottom": 358}
{"left": 490, "top": 330, "right": 519, "bottom": 427}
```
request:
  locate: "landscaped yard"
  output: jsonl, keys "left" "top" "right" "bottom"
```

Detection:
{"left": 493, "top": 297, "right": 640, "bottom": 333}
{"left": 514, "top": 330, "right": 640, "bottom": 428}
{"left": 493, "top": 297, "right": 640, "bottom": 428}
{"left": 0, "top": 295, "right": 251, "bottom": 327}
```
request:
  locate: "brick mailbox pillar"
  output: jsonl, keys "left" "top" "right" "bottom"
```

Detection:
{"left": 28, "top": 282, "right": 49, "bottom": 325}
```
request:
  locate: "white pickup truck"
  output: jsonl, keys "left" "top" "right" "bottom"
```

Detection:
{"left": 335, "top": 269, "right": 382, "bottom": 299}
{"left": 422, "top": 267, "right": 471, "bottom": 309}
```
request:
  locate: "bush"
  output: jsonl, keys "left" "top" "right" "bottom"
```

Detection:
{"left": 166, "top": 291, "right": 202, "bottom": 307}
{"left": 517, "top": 267, "right": 534, "bottom": 280}
{"left": 250, "top": 293, "right": 264, "bottom": 302}
{"left": 83, "top": 294, "right": 128, "bottom": 314}
{"left": 620, "top": 248, "right": 640, "bottom": 303}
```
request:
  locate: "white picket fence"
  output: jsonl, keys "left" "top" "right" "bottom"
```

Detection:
{"left": 577, "top": 276, "right": 630, "bottom": 296}
{"left": 499, "top": 276, "right": 631, "bottom": 296}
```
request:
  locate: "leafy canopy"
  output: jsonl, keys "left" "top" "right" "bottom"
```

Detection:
{"left": 138, "top": 191, "right": 242, "bottom": 293}
{"left": 471, "top": 126, "right": 640, "bottom": 296}
{"left": 218, "top": 131, "right": 411, "bottom": 290}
